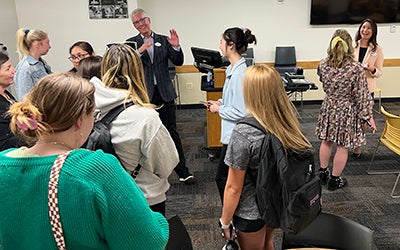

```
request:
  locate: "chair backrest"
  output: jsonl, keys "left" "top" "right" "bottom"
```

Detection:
{"left": 242, "top": 47, "right": 254, "bottom": 58}
{"left": 275, "top": 46, "right": 296, "bottom": 67}
{"left": 274, "top": 46, "right": 297, "bottom": 76}
{"left": 165, "top": 215, "right": 193, "bottom": 250}
{"left": 242, "top": 48, "right": 255, "bottom": 67}
{"left": 380, "top": 106, "right": 400, "bottom": 155}
{"left": 282, "top": 212, "right": 374, "bottom": 250}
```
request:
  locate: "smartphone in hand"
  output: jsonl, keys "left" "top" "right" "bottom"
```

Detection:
{"left": 199, "top": 101, "right": 210, "bottom": 107}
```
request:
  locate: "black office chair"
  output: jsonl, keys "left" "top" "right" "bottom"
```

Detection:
{"left": 274, "top": 46, "right": 301, "bottom": 76}
{"left": 282, "top": 212, "right": 374, "bottom": 250}
{"left": 165, "top": 215, "right": 193, "bottom": 250}
{"left": 275, "top": 46, "right": 309, "bottom": 108}
{"left": 242, "top": 48, "right": 254, "bottom": 66}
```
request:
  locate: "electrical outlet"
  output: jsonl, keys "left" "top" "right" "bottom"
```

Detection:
{"left": 186, "top": 82, "right": 193, "bottom": 89}
{"left": 390, "top": 25, "right": 396, "bottom": 33}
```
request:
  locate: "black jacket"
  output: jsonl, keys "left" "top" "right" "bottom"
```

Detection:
{"left": 0, "top": 90, "right": 23, "bottom": 151}
{"left": 126, "top": 32, "right": 184, "bottom": 102}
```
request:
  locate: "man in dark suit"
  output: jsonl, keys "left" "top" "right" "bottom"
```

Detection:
{"left": 126, "top": 8, "right": 195, "bottom": 184}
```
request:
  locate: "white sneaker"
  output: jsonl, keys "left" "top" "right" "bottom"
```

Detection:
{"left": 179, "top": 175, "right": 195, "bottom": 185}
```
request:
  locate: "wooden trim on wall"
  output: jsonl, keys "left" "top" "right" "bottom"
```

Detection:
{"left": 175, "top": 64, "right": 197, "bottom": 73}
{"left": 175, "top": 58, "right": 400, "bottom": 73}
{"left": 382, "top": 58, "right": 400, "bottom": 67}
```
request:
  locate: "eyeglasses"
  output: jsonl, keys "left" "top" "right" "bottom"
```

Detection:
{"left": 132, "top": 17, "right": 148, "bottom": 26}
{"left": 68, "top": 53, "right": 89, "bottom": 62}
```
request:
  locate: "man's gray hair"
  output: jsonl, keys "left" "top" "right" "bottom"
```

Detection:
{"left": 130, "top": 8, "right": 148, "bottom": 19}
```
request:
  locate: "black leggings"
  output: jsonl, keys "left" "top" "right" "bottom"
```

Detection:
{"left": 150, "top": 201, "right": 166, "bottom": 216}
{"left": 215, "top": 144, "right": 229, "bottom": 204}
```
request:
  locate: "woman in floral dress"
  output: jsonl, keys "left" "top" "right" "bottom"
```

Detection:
{"left": 316, "top": 29, "right": 376, "bottom": 191}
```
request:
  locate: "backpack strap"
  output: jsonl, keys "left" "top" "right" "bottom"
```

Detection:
{"left": 100, "top": 101, "right": 134, "bottom": 127}
{"left": 237, "top": 116, "right": 267, "bottom": 134}
{"left": 237, "top": 116, "right": 270, "bottom": 183}
{"left": 98, "top": 101, "right": 142, "bottom": 179}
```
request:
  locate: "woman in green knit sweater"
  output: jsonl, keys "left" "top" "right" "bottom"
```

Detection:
{"left": 0, "top": 72, "right": 169, "bottom": 249}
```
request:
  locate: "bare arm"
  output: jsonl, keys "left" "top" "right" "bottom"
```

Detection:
{"left": 220, "top": 167, "right": 246, "bottom": 240}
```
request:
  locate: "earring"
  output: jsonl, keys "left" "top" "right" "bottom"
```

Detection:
{"left": 79, "top": 132, "right": 84, "bottom": 144}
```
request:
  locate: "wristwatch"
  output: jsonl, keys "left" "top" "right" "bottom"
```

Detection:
{"left": 219, "top": 218, "right": 231, "bottom": 230}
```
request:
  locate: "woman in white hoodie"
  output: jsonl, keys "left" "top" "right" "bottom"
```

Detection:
{"left": 89, "top": 44, "right": 178, "bottom": 215}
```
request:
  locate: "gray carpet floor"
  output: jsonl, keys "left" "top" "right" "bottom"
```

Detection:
{"left": 166, "top": 102, "right": 400, "bottom": 250}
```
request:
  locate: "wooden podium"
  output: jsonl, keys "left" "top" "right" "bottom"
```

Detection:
{"left": 204, "top": 68, "right": 225, "bottom": 153}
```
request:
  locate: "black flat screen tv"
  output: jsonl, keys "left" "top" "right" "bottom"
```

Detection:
{"left": 310, "top": 0, "right": 400, "bottom": 25}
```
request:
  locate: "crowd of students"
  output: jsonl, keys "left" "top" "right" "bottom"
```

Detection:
{"left": 0, "top": 10, "right": 383, "bottom": 250}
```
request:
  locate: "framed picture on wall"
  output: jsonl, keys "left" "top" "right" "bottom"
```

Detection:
{"left": 89, "top": 0, "right": 128, "bottom": 19}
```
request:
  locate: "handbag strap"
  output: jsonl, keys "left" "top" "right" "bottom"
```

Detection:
{"left": 48, "top": 151, "right": 71, "bottom": 250}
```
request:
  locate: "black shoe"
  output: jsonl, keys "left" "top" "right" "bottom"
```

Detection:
{"left": 352, "top": 152, "right": 362, "bottom": 159}
{"left": 319, "top": 168, "right": 330, "bottom": 185}
{"left": 179, "top": 175, "right": 196, "bottom": 185}
{"left": 327, "top": 177, "right": 348, "bottom": 191}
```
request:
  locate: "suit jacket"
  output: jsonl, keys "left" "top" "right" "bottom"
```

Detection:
{"left": 126, "top": 32, "right": 184, "bottom": 102}
{"left": 353, "top": 42, "right": 384, "bottom": 93}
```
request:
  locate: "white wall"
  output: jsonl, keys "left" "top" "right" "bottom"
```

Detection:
{"left": 2, "top": 0, "right": 400, "bottom": 104}
{"left": 0, "top": 0, "right": 19, "bottom": 96}
{"left": 138, "top": 0, "right": 400, "bottom": 104}
{"left": 13, "top": 0, "right": 138, "bottom": 72}
{"left": 138, "top": 0, "right": 400, "bottom": 63}
{"left": 0, "top": 0, "right": 19, "bottom": 66}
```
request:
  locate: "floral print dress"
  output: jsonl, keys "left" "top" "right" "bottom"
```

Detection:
{"left": 315, "top": 58, "right": 373, "bottom": 149}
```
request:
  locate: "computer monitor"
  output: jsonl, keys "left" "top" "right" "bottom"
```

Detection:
{"left": 191, "top": 47, "right": 223, "bottom": 73}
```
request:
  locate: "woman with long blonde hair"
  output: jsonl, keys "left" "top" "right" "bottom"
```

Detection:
{"left": 90, "top": 44, "right": 178, "bottom": 215}
{"left": 14, "top": 28, "right": 52, "bottom": 100}
{"left": 316, "top": 29, "right": 376, "bottom": 190}
{"left": 220, "top": 64, "right": 311, "bottom": 250}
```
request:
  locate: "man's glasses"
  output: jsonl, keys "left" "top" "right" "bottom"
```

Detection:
{"left": 68, "top": 53, "right": 89, "bottom": 62}
{"left": 132, "top": 17, "right": 148, "bottom": 26}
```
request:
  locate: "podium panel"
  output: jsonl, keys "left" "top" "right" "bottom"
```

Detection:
{"left": 206, "top": 91, "right": 222, "bottom": 147}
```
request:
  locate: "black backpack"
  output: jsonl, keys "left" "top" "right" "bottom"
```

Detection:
{"left": 83, "top": 102, "right": 141, "bottom": 178}
{"left": 238, "top": 117, "right": 322, "bottom": 234}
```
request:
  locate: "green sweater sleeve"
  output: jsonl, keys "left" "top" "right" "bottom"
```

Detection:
{"left": 63, "top": 150, "right": 169, "bottom": 249}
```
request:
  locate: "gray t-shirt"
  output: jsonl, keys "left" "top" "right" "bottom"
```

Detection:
{"left": 224, "top": 123, "right": 265, "bottom": 220}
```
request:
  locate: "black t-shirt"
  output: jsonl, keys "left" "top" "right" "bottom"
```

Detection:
{"left": 358, "top": 47, "right": 368, "bottom": 63}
